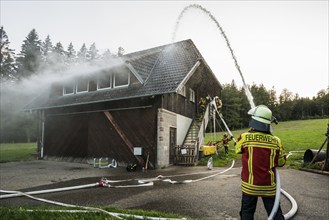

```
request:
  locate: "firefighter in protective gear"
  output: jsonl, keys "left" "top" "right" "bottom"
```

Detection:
{"left": 235, "top": 105, "right": 286, "bottom": 220}
{"left": 217, "top": 133, "right": 233, "bottom": 154}
{"left": 215, "top": 97, "right": 222, "bottom": 109}
{"left": 198, "top": 97, "right": 206, "bottom": 119}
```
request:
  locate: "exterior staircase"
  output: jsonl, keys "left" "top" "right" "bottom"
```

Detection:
{"left": 183, "top": 120, "right": 202, "bottom": 146}
{"left": 174, "top": 104, "right": 211, "bottom": 166}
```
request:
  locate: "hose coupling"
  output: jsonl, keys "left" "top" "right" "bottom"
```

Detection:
{"left": 99, "top": 177, "right": 111, "bottom": 187}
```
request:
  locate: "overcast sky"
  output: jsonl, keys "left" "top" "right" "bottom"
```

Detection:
{"left": 1, "top": 0, "right": 328, "bottom": 98}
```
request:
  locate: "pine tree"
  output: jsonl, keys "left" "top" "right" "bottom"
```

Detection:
{"left": 250, "top": 83, "right": 270, "bottom": 106}
{"left": 117, "top": 46, "right": 125, "bottom": 57}
{"left": 16, "top": 29, "right": 42, "bottom": 78}
{"left": 77, "top": 43, "right": 87, "bottom": 63}
{"left": 278, "top": 89, "right": 294, "bottom": 121}
{"left": 87, "top": 42, "right": 99, "bottom": 62}
{"left": 42, "top": 35, "right": 53, "bottom": 59}
{"left": 101, "top": 49, "right": 112, "bottom": 62}
{"left": 220, "top": 80, "right": 242, "bottom": 130}
{"left": 66, "top": 42, "right": 76, "bottom": 64}
{"left": 53, "top": 42, "right": 65, "bottom": 55}
{"left": 51, "top": 42, "right": 66, "bottom": 70}
{"left": 268, "top": 86, "right": 279, "bottom": 118}
{"left": 0, "top": 26, "right": 17, "bottom": 82}
{"left": 41, "top": 35, "right": 53, "bottom": 68}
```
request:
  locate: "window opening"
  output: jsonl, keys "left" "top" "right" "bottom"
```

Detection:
{"left": 189, "top": 88, "right": 195, "bottom": 103}
{"left": 114, "top": 72, "right": 129, "bottom": 88}
{"left": 76, "top": 78, "right": 89, "bottom": 93}
{"left": 97, "top": 74, "right": 112, "bottom": 90}
{"left": 63, "top": 82, "right": 75, "bottom": 95}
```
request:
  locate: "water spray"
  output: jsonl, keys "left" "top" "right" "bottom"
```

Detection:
{"left": 172, "top": 4, "right": 255, "bottom": 109}
{"left": 173, "top": 4, "right": 298, "bottom": 219}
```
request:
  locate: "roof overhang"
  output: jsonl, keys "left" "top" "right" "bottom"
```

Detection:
{"left": 175, "top": 60, "right": 201, "bottom": 93}
{"left": 125, "top": 62, "right": 144, "bottom": 85}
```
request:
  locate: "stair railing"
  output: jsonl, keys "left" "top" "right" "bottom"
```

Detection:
{"left": 197, "top": 103, "right": 210, "bottom": 152}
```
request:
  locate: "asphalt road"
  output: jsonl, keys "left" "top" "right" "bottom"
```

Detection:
{"left": 0, "top": 160, "right": 328, "bottom": 219}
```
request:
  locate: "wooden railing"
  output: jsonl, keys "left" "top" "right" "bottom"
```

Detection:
{"left": 174, "top": 104, "right": 211, "bottom": 166}
{"left": 174, "top": 144, "right": 197, "bottom": 166}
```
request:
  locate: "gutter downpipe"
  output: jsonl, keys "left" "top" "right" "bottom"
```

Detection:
{"left": 41, "top": 110, "right": 45, "bottom": 158}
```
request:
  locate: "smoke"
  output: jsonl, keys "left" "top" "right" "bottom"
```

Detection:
{"left": 0, "top": 58, "right": 124, "bottom": 115}
{"left": 0, "top": 52, "right": 126, "bottom": 142}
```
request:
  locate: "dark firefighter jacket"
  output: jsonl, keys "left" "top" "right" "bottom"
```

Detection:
{"left": 218, "top": 136, "right": 232, "bottom": 147}
{"left": 235, "top": 130, "right": 286, "bottom": 197}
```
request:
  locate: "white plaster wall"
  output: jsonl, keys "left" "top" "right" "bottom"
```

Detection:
{"left": 177, "top": 114, "right": 193, "bottom": 145}
{"left": 156, "top": 109, "right": 192, "bottom": 168}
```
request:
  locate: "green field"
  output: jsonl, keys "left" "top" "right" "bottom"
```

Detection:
{"left": 0, "top": 142, "right": 37, "bottom": 163}
{"left": 202, "top": 118, "right": 328, "bottom": 168}
{"left": 0, "top": 206, "right": 187, "bottom": 220}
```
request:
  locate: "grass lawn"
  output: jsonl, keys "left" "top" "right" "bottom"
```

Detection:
{"left": 0, "top": 206, "right": 115, "bottom": 220}
{"left": 201, "top": 118, "right": 328, "bottom": 169}
{"left": 0, "top": 142, "right": 37, "bottom": 163}
{"left": 0, "top": 206, "right": 188, "bottom": 220}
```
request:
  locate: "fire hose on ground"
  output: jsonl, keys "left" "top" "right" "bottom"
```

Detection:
{"left": 0, "top": 164, "right": 236, "bottom": 219}
{"left": 0, "top": 178, "right": 153, "bottom": 199}
{"left": 0, "top": 163, "right": 236, "bottom": 219}
{"left": 0, "top": 160, "right": 298, "bottom": 219}
{"left": 0, "top": 188, "right": 185, "bottom": 220}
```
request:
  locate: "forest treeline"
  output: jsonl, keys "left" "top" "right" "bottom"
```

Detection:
{"left": 219, "top": 81, "right": 328, "bottom": 131}
{"left": 1, "top": 27, "right": 328, "bottom": 142}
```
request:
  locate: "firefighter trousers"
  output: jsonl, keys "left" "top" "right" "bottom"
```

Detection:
{"left": 240, "top": 193, "right": 285, "bottom": 220}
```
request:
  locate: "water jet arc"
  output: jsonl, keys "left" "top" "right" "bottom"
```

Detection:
{"left": 172, "top": 4, "right": 255, "bottom": 109}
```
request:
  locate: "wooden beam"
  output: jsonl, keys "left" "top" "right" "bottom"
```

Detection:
{"left": 103, "top": 111, "right": 145, "bottom": 167}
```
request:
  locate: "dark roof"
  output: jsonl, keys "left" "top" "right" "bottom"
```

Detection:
{"left": 25, "top": 39, "right": 217, "bottom": 110}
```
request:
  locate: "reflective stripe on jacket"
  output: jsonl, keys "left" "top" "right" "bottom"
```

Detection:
{"left": 235, "top": 131, "right": 286, "bottom": 196}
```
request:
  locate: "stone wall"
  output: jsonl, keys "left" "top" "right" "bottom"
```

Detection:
{"left": 157, "top": 108, "right": 177, "bottom": 168}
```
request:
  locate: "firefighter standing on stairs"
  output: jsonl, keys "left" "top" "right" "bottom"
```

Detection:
{"left": 235, "top": 105, "right": 286, "bottom": 220}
